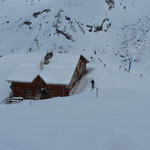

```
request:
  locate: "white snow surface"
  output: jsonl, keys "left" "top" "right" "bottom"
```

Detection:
{"left": 1, "top": 52, "right": 150, "bottom": 150}
{"left": 7, "top": 52, "right": 80, "bottom": 85}
{"left": 0, "top": 89, "right": 150, "bottom": 150}
{"left": 1, "top": 0, "right": 150, "bottom": 150}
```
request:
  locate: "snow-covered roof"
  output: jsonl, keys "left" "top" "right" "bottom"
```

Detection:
{"left": 7, "top": 52, "right": 82, "bottom": 85}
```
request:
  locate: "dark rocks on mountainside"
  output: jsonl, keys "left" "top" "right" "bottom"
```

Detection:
{"left": 105, "top": 0, "right": 115, "bottom": 10}
{"left": 33, "top": 9, "right": 51, "bottom": 18}
{"left": 33, "top": 12, "right": 41, "bottom": 18}
{"left": 53, "top": 9, "right": 64, "bottom": 29}
{"left": 56, "top": 28, "right": 73, "bottom": 41}
{"left": 86, "top": 18, "right": 110, "bottom": 33}
{"left": 75, "top": 21, "right": 85, "bottom": 34}
{"left": 95, "top": 25, "right": 103, "bottom": 32}
{"left": 104, "top": 23, "right": 111, "bottom": 32}
{"left": 23, "top": 21, "right": 32, "bottom": 25}
{"left": 86, "top": 25, "right": 93, "bottom": 32}
{"left": 65, "top": 16, "right": 71, "bottom": 21}
{"left": 119, "top": 55, "right": 125, "bottom": 58}
{"left": 95, "top": 18, "right": 111, "bottom": 32}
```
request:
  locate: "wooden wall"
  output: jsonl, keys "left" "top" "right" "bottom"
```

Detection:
{"left": 12, "top": 76, "right": 68, "bottom": 99}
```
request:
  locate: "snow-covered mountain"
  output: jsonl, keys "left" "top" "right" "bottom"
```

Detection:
{"left": 1, "top": 1, "right": 150, "bottom": 150}
{"left": 0, "top": 0, "right": 150, "bottom": 60}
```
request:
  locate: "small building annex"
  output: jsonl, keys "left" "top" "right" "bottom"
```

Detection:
{"left": 7, "top": 52, "right": 89, "bottom": 100}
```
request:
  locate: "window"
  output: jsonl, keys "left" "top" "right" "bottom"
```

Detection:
{"left": 25, "top": 89, "right": 31, "bottom": 97}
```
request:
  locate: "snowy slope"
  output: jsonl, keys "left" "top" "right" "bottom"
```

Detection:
{"left": 0, "top": 89, "right": 150, "bottom": 150}
{"left": 1, "top": 0, "right": 150, "bottom": 149}
{"left": 0, "top": 0, "right": 150, "bottom": 73}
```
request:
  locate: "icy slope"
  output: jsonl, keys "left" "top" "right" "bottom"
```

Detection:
{"left": 0, "top": 89, "right": 150, "bottom": 150}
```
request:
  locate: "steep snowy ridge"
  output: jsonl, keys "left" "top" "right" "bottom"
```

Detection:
{"left": 0, "top": 0, "right": 150, "bottom": 60}
{"left": 0, "top": 0, "right": 110, "bottom": 53}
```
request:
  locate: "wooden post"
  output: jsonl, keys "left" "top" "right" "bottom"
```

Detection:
{"left": 62, "top": 85, "right": 64, "bottom": 97}
{"left": 95, "top": 87, "right": 99, "bottom": 98}
{"left": 30, "top": 99, "right": 31, "bottom": 106}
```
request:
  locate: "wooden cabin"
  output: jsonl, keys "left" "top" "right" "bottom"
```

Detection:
{"left": 7, "top": 53, "right": 89, "bottom": 100}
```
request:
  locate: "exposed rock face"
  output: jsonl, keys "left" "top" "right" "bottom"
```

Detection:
{"left": 105, "top": 0, "right": 115, "bottom": 10}
{"left": 33, "top": 9, "right": 51, "bottom": 18}
{"left": 0, "top": 0, "right": 150, "bottom": 67}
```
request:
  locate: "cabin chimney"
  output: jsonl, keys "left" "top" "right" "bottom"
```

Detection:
{"left": 44, "top": 52, "right": 53, "bottom": 65}
{"left": 40, "top": 60, "right": 44, "bottom": 70}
